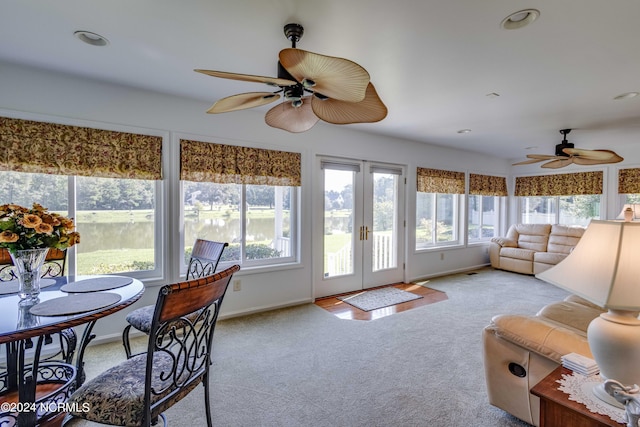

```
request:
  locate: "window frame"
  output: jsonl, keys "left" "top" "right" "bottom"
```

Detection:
{"left": 467, "top": 194, "right": 502, "bottom": 242}
{"left": 179, "top": 179, "right": 300, "bottom": 276}
{"left": 415, "top": 192, "right": 464, "bottom": 251}
{"left": 518, "top": 194, "right": 601, "bottom": 225}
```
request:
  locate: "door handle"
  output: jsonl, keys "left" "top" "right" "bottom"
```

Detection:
{"left": 359, "top": 226, "right": 364, "bottom": 241}
{"left": 364, "top": 226, "right": 370, "bottom": 240}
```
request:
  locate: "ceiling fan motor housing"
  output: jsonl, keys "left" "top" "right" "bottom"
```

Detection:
{"left": 555, "top": 142, "right": 574, "bottom": 156}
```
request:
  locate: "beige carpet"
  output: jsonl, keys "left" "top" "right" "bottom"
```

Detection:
{"left": 83, "top": 267, "right": 569, "bottom": 426}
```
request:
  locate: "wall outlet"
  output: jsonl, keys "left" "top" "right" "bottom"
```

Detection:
{"left": 233, "top": 279, "right": 241, "bottom": 291}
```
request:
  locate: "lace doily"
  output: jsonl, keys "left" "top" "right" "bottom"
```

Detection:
{"left": 557, "top": 371, "right": 626, "bottom": 424}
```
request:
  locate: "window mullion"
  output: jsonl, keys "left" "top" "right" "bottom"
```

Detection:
{"left": 68, "top": 175, "right": 77, "bottom": 276}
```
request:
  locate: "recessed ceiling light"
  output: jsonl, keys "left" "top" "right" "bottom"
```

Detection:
{"left": 74, "top": 30, "right": 109, "bottom": 47}
{"left": 613, "top": 92, "right": 639, "bottom": 100}
{"left": 501, "top": 9, "right": 540, "bottom": 30}
{"left": 457, "top": 129, "right": 472, "bottom": 134}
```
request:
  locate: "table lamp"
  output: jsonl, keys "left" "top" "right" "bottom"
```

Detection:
{"left": 537, "top": 219, "right": 640, "bottom": 408}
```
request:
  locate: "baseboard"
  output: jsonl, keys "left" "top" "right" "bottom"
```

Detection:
{"left": 410, "top": 263, "right": 490, "bottom": 284}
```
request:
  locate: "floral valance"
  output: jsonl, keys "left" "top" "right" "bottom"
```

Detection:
{"left": 180, "top": 139, "right": 301, "bottom": 186}
{"left": 0, "top": 117, "right": 162, "bottom": 180}
{"left": 469, "top": 174, "right": 508, "bottom": 196}
{"left": 417, "top": 167, "right": 465, "bottom": 194}
{"left": 515, "top": 171, "right": 603, "bottom": 197}
{"left": 618, "top": 168, "right": 640, "bottom": 194}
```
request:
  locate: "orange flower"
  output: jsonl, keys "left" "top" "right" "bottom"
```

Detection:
{"left": 0, "top": 231, "right": 19, "bottom": 243}
{"left": 21, "top": 214, "right": 43, "bottom": 229}
{"left": 36, "top": 223, "right": 54, "bottom": 234}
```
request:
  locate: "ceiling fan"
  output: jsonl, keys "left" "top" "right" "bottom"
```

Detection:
{"left": 194, "top": 23, "right": 387, "bottom": 133}
{"left": 513, "top": 129, "right": 624, "bottom": 169}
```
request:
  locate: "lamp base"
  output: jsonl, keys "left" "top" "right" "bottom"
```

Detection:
{"left": 593, "top": 382, "right": 625, "bottom": 409}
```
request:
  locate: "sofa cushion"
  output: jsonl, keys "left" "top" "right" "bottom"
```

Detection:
{"left": 533, "top": 251, "right": 566, "bottom": 265}
{"left": 513, "top": 224, "right": 551, "bottom": 252}
{"left": 500, "top": 247, "right": 535, "bottom": 261}
{"left": 490, "top": 313, "right": 593, "bottom": 362}
{"left": 536, "top": 301, "right": 604, "bottom": 334}
{"left": 547, "top": 225, "right": 585, "bottom": 254}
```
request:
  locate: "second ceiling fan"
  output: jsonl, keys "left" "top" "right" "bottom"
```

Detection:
{"left": 513, "top": 129, "right": 624, "bottom": 169}
{"left": 195, "top": 23, "right": 387, "bottom": 133}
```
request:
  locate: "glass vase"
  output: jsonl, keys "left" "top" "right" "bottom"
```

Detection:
{"left": 10, "top": 248, "right": 49, "bottom": 301}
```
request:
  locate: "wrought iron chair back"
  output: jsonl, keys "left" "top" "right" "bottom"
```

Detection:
{"left": 64, "top": 264, "right": 240, "bottom": 427}
{"left": 187, "top": 239, "right": 228, "bottom": 279}
{"left": 0, "top": 247, "right": 67, "bottom": 281}
{"left": 121, "top": 239, "right": 229, "bottom": 359}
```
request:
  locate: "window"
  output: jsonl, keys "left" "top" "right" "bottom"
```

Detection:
{"left": 415, "top": 168, "right": 465, "bottom": 249}
{"left": 468, "top": 173, "right": 507, "bottom": 241}
{"left": 183, "top": 181, "right": 295, "bottom": 268}
{"left": 0, "top": 171, "right": 160, "bottom": 276}
{"left": 468, "top": 195, "right": 499, "bottom": 240}
{"left": 0, "top": 116, "right": 163, "bottom": 278}
{"left": 520, "top": 195, "right": 600, "bottom": 226}
{"left": 416, "top": 192, "right": 459, "bottom": 248}
{"left": 516, "top": 171, "right": 602, "bottom": 226}
{"left": 180, "top": 139, "right": 300, "bottom": 270}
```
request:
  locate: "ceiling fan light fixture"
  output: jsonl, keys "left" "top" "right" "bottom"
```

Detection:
{"left": 501, "top": 9, "right": 540, "bottom": 30}
{"left": 74, "top": 30, "right": 109, "bottom": 47}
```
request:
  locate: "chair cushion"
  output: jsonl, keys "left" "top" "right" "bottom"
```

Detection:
{"left": 125, "top": 305, "right": 155, "bottom": 333}
{"left": 67, "top": 352, "right": 198, "bottom": 426}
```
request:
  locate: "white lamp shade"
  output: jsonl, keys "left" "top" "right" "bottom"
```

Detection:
{"left": 536, "top": 220, "right": 640, "bottom": 310}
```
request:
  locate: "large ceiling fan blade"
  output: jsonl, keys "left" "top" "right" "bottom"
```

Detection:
{"left": 279, "top": 48, "right": 370, "bottom": 103}
{"left": 265, "top": 96, "right": 319, "bottom": 133}
{"left": 563, "top": 148, "right": 624, "bottom": 164}
{"left": 195, "top": 69, "right": 297, "bottom": 87}
{"left": 541, "top": 158, "right": 574, "bottom": 169}
{"left": 311, "top": 83, "right": 387, "bottom": 124}
{"left": 207, "top": 92, "right": 280, "bottom": 114}
{"left": 512, "top": 154, "right": 558, "bottom": 166}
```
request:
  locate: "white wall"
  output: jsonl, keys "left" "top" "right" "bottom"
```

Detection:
{"left": 0, "top": 61, "right": 518, "bottom": 341}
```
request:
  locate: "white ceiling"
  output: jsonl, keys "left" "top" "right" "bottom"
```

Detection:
{"left": 1, "top": 0, "right": 639, "bottom": 160}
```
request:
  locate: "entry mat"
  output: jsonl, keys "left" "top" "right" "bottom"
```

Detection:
{"left": 337, "top": 287, "right": 423, "bottom": 311}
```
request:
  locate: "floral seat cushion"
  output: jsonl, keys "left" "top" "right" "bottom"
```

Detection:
{"left": 125, "top": 305, "right": 155, "bottom": 333}
{"left": 67, "top": 352, "right": 201, "bottom": 426}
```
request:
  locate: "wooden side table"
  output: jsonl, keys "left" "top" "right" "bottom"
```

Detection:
{"left": 531, "top": 367, "right": 625, "bottom": 427}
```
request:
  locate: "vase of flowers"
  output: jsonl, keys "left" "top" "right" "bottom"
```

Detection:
{"left": 0, "top": 203, "right": 80, "bottom": 301}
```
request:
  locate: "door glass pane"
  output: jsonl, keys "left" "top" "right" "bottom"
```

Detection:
{"left": 76, "top": 176, "right": 156, "bottom": 274}
{"left": 324, "top": 169, "right": 355, "bottom": 278}
{"left": 372, "top": 172, "right": 397, "bottom": 271}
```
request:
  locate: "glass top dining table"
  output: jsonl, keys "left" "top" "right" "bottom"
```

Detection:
{"left": 0, "top": 275, "right": 144, "bottom": 426}
{"left": 0, "top": 275, "right": 144, "bottom": 344}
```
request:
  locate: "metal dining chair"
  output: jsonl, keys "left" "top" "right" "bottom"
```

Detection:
{"left": 0, "top": 248, "right": 76, "bottom": 364}
{"left": 62, "top": 264, "right": 240, "bottom": 427}
{"left": 121, "top": 239, "right": 228, "bottom": 359}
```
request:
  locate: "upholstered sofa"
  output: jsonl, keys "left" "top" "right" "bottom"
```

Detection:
{"left": 482, "top": 295, "right": 604, "bottom": 426}
{"left": 489, "top": 224, "right": 585, "bottom": 275}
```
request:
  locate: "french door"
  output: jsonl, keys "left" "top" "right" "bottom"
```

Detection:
{"left": 315, "top": 157, "right": 405, "bottom": 298}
